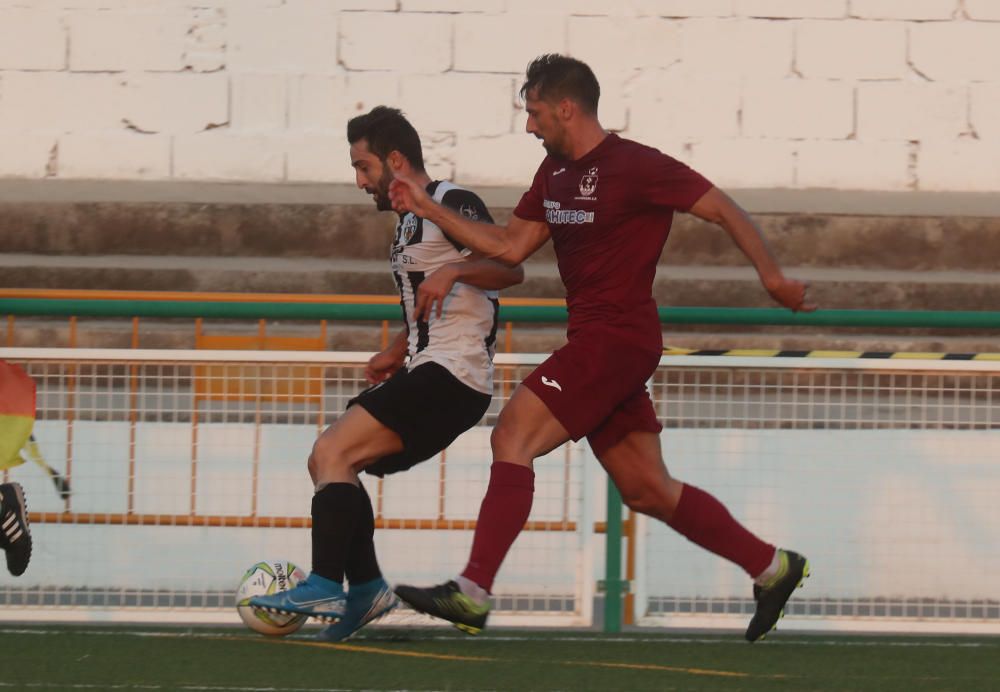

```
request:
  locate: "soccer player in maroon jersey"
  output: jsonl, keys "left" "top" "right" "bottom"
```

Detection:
{"left": 389, "top": 54, "right": 815, "bottom": 642}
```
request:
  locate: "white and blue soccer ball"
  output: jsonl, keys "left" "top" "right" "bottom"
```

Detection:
{"left": 236, "top": 559, "right": 308, "bottom": 636}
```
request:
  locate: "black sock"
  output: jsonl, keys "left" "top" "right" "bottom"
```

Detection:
{"left": 311, "top": 483, "right": 365, "bottom": 582}
{"left": 345, "top": 480, "right": 382, "bottom": 585}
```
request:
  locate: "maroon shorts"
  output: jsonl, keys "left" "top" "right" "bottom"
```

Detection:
{"left": 522, "top": 331, "right": 663, "bottom": 457}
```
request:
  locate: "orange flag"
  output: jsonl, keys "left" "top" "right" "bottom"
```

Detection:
{"left": 0, "top": 361, "right": 35, "bottom": 470}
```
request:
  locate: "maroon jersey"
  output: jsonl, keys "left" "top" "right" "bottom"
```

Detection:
{"left": 514, "top": 133, "right": 712, "bottom": 344}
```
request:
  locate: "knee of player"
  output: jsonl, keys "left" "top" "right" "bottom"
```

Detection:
{"left": 621, "top": 485, "right": 675, "bottom": 520}
{"left": 620, "top": 489, "right": 655, "bottom": 515}
{"left": 489, "top": 421, "right": 519, "bottom": 455}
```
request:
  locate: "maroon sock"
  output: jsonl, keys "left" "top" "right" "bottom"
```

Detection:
{"left": 461, "top": 461, "right": 535, "bottom": 592}
{"left": 667, "top": 483, "right": 775, "bottom": 578}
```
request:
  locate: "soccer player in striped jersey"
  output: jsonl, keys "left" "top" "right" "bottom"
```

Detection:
{"left": 251, "top": 106, "right": 524, "bottom": 641}
{"left": 389, "top": 55, "right": 813, "bottom": 642}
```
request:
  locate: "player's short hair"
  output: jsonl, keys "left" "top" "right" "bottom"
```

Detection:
{"left": 520, "top": 54, "right": 600, "bottom": 115}
{"left": 346, "top": 106, "right": 425, "bottom": 172}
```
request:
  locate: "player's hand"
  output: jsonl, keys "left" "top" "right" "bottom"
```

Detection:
{"left": 389, "top": 171, "right": 434, "bottom": 217}
{"left": 766, "top": 276, "right": 816, "bottom": 312}
{"left": 365, "top": 349, "right": 405, "bottom": 384}
{"left": 414, "top": 264, "right": 459, "bottom": 321}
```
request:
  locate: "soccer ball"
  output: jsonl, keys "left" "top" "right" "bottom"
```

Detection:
{"left": 236, "top": 559, "right": 308, "bottom": 636}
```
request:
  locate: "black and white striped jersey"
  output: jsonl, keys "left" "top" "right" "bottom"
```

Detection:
{"left": 390, "top": 180, "right": 499, "bottom": 395}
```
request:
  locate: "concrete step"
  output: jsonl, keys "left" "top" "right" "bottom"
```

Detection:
{"left": 2, "top": 199, "right": 1000, "bottom": 271}
{"left": 4, "top": 253, "right": 1000, "bottom": 312}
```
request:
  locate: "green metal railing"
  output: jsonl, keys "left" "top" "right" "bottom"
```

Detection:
{"left": 5, "top": 298, "right": 1000, "bottom": 329}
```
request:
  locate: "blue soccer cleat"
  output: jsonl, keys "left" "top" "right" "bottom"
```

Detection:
{"left": 250, "top": 572, "right": 346, "bottom": 624}
{"left": 316, "top": 578, "right": 399, "bottom": 642}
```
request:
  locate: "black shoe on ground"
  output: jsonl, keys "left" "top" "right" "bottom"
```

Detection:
{"left": 745, "top": 549, "right": 809, "bottom": 642}
{"left": 0, "top": 482, "right": 32, "bottom": 577}
{"left": 394, "top": 580, "right": 490, "bottom": 635}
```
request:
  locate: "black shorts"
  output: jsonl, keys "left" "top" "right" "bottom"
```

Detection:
{"left": 349, "top": 361, "right": 492, "bottom": 478}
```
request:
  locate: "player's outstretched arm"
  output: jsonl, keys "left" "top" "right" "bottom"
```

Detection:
{"left": 688, "top": 187, "right": 816, "bottom": 312}
{"left": 415, "top": 259, "right": 524, "bottom": 321}
{"left": 451, "top": 256, "right": 525, "bottom": 291}
{"left": 389, "top": 172, "right": 549, "bottom": 266}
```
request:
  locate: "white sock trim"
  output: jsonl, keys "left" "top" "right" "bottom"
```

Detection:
{"left": 455, "top": 575, "right": 489, "bottom": 605}
{"left": 753, "top": 548, "right": 783, "bottom": 586}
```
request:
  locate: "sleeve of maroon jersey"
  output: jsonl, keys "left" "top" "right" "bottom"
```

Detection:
{"left": 512, "top": 162, "right": 548, "bottom": 222}
{"left": 641, "top": 149, "right": 714, "bottom": 212}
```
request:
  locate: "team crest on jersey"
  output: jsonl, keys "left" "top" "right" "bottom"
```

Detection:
{"left": 578, "top": 167, "right": 598, "bottom": 198}
{"left": 400, "top": 214, "right": 419, "bottom": 244}
{"left": 459, "top": 203, "right": 480, "bottom": 221}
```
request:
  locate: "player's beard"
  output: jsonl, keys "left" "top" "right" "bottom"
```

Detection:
{"left": 540, "top": 128, "right": 570, "bottom": 160}
{"left": 371, "top": 165, "right": 395, "bottom": 211}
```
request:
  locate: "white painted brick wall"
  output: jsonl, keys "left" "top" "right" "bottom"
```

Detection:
{"left": 593, "top": 74, "right": 629, "bottom": 133}
{"left": 184, "top": 8, "right": 226, "bottom": 73}
{"left": 399, "top": 73, "right": 514, "bottom": 136}
{"left": 340, "top": 12, "right": 452, "bottom": 73}
{"left": 734, "top": 0, "right": 846, "bottom": 19}
{"left": 569, "top": 17, "right": 682, "bottom": 74}
{"left": 285, "top": 135, "right": 350, "bottom": 183}
{"left": 68, "top": 11, "right": 191, "bottom": 72}
{"left": 453, "top": 133, "right": 551, "bottom": 186}
{"left": 341, "top": 73, "right": 402, "bottom": 124}
{"left": 402, "top": 0, "right": 504, "bottom": 12}
{"left": 0, "top": 5, "right": 998, "bottom": 190}
{"left": 0, "top": 72, "right": 120, "bottom": 131}
{"left": 454, "top": 13, "right": 565, "bottom": 74}
{"left": 288, "top": 75, "right": 344, "bottom": 133}
{"left": 232, "top": 74, "right": 286, "bottom": 132}
{"left": 743, "top": 80, "right": 854, "bottom": 140}
{"left": 504, "top": 0, "right": 668, "bottom": 16}
{"left": 690, "top": 138, "right": 797, "bottom": 188}
{"left": 917, "top": 140, "right": 1000, "bottom": 191}
{"left": 797, "top": 139, "right": 911, "bottom": 190}
{"left": 628, "top": 73, "right": 742, "bottom": 142}
{"left": 910, "top": 22, "right": 1000, "bottom": 82}
{"left": 964, "top": 0, "right": 1000, "bottom": 21}
{"left": 653, "top": 1, "right": 734, "bottom": 18}
{"left": 0, "top": 9, "right": 65, "bottom": 70}
{"left": 59, "top": 132, "right": 170, "bottom": 179}
{"left": 173, "top": 134, "right": 284, "bottom": 181}
{"left": 288, "top": 73, "right": 402, "bottom": 135}
{"left": 850, "top": 0, "right": 958, "bottom": 20}
{"left": 970, "top": 84, "right": 1000, "bottom": 141}
{"left": 678, "top": 19, "right": 794, "bottom": 80}
{"left": 227, "top": 4, "right": 338, "bottom": 73}
{"left": 856, "top": 82, "right": 967, "bottom": 140}
{"left": 0, "top": 134, "right": 55, "bottom": 177}
{"left": 796, "top": 20, "right": 907, "bottom": 80}
{"left": 120, "top": 73, "right": 229, "bottom": 134}
{"left": 334, "top": 0, "right": 396, "bottom": 10}
{"left": 422, "top": 131, "right": 457, "bottom": 182}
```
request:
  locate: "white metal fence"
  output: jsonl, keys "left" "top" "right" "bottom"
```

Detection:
{"left": 639, "top": 356, "right": 1000, "bottom": 635}
{"left": 2, "top": 348, "right": 998, "bottom": 634}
